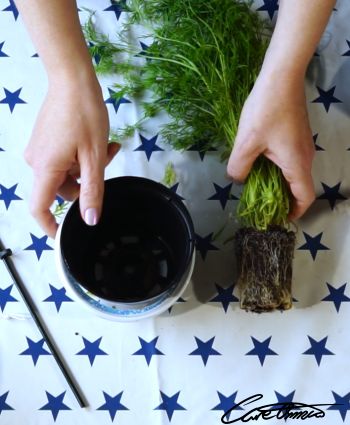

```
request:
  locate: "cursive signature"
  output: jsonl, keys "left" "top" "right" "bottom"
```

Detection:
{"left": 221, "top": 394, "right": 342, "bottom": 423}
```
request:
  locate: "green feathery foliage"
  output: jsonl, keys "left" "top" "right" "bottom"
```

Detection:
{"left": 237, "top": 157, "right": 290, "bottom": 229}
{"left": 83, "top": 0, "right": 291, "bottom": 231}
{"left": 52, "top": 201, "right": 69, "bottom": 218}
{"left": 162, "top": 162, "right": 177, "bottom": 188}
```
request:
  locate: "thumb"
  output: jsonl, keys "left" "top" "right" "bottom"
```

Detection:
{"left": 79, "top": 152, "right": 105, "bottom": 226}
{"left": 227, "top": 137, "right": 263, "bottom": 183}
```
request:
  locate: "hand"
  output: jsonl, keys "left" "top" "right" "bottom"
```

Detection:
{"left": 24, "top": 74, "right": 119, "bottom": 238}
{"left": 227, "top": 70, "right": 315, "bottom": 220}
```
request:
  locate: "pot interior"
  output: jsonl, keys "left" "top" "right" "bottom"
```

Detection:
{"left": 60, "top": 177, "right": 195, "bottom": 302}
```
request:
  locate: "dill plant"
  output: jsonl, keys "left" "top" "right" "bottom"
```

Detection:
{"left": 84, "top": 0, "right": 297, "bottom": 311}
{"left": 84, "top": 0, "right": 291, "bottom": 232}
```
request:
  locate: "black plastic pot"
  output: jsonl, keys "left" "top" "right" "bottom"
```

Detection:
{"left": 55, "top": 176, "right": 195, "bottom": 320}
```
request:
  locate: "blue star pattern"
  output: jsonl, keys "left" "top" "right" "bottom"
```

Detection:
{"left": 134, "top": 134, "right": 164, "bottom": 161}
{"left": 313, "top": 133, "right": 325, "bottom": 151}
{"left": 317, "top": 182, "right": 346, "bottom": 209}
{"left": 169, "top": 183, "right": 184, "bottom": 200}
{"left": 246, "top": 336, "right": 278, "bottom": 366}
{"left": 302, "top": 336, "right": 334, "bottom": 366}
{"left": 312, "top": 86, "right": 342, "bottom": 112}
{"left": 195, "top": 233, "right": 219, "bottom": 260}
{"left": 322, "top": 283, "right": 350, "bottom": 312}
{"left": 0, "top": 88, "right": 26, "bottom": 113}
{"left": 327, "top": 392, "right": 350, "bottom": 421}
{"left": 276, "top": 389, "right": 296, "bottom": 401}
{"left": 2, "top": 2, "right": 350, "bottom": 422}
{"left": 189, "top": 336, "right": 221, "bottom": 365}
{"left": 154, "top": 391, "right": 186, "bottom": 421}
{"left": 274, "top": 389, "right": 296, "bottom": 406}
{"left": 0, "top": 42, "right": 9, "bottom": 58}
{"left": 24, "top": 234, "right": 53, "bottom": 260}
{"left": 97, "top": 391, "right": 129, "bottom": 421}
{"left": 212, "top": 391, "right": 243, "bottom": 421}
{"left": 43, "top": 284, "right": 74, "bottom": 312}
{"left": 89, "top": 41, "right": 103, "bottom": 65}
{"left": 139, "top": 41, "right": 149, "bottom": 52}
{"left": 168, "top": 296, "right": 186, "bottom": 313}
{"left": 137, "top": 41, "right": 150, "bottom": 60}
{"left": 342, "top": 40, "right": 350, "bottom": 56}
{"left": 257, "top": 0, "right": 279, "bottom": 20}
{"left": 210, "top": 283, "right": 238, "bottom": 312}
{"left": 39, "top": 391, "right": 71, "bottom": 421}
{"left": 0, "top": 183, "right": 22, "bottom": 209}
{"left": 55, "top": 195, "right": 64, "bottom": 205}
{"left": 187, "top": 142, "right": 217, "bottom": 160}
{"left": 133, "top": 337, "right": 164, "bottom": 365}
{"left": 76, "top": 337, "right": 108, "bottom": 365}
{"left": 0, "top": 391, "right": 14, "bottom": 414}
{"left": 105, "top": 88, "right": 131, "bottom": 114}
{"left": 274, "top": 390, "right": 296, "bottom": 420}
{"left": 0, "top": 285, "right": 18, "bottom": 311}
{"left": 297, "top": 232, "right": 330, "bottom": 260}
{"left": 2, "top": 0, "right": 19, "bottom": 20}
{"left": 208, "top": 183, "right": 238, "bottom": 209}
{"left": 103, "top": 0, "right": 127, "bottom": 20}
{"left": 19, "top": 337, "right": 51, "bottom": 366}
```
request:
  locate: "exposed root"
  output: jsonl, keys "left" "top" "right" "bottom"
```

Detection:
{"left": 234, "top": 226, "right": 296, "bottom": 312}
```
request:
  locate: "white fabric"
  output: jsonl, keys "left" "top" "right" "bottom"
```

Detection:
{"left": 1, "top": 1, "right": 350, "bottom": 424}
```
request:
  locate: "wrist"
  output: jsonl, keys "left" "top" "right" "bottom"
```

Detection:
{"left": 260, "top": 44, "right": 308, "bottom": 85}
{"left": 252, "top": 62, "right": 307, "bottom": 108}
{"left": 256, "top": 51, "right": 307, "bottom": 96}
{"left": 47, "top": 60, "right": 101, "bottom": 94}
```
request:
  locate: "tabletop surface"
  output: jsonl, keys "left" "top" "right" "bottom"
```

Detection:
{"left": 1, "top": 1, "right": 350, "bottom": 424}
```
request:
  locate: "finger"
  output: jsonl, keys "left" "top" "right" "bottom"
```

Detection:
{"left": 57, "top": 175, "right": 80, "bottom": 201}
{"left": 67, "top": 144, "right": 120, "bottom": 181}
{"left": 268, "top": 142, "right": 315, "bottom": 220}
{"left": 284, "top": 170, "right": 316, "bottom": 220}
{"left": 30, "top": 171, "right": 65, "bottom": 238}
{"left": 78, "top": 149, "right": 105, "bottom": 226}
{"left": 68, "top": 163, "right": 81, "bottom": 180}
{"left": 106, "top": 142, "right": 121, "bottom": 166}
{"left": 227, "top": 135, "right": 263, "bottom": 183}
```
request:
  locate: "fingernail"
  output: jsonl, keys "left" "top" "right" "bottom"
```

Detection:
{"left": 84, "top": 208, "right": 98, "bottom": 226}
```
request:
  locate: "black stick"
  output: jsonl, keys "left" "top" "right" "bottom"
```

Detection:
{"left": 0, "top": 239, "right": 87, "bottom": 408}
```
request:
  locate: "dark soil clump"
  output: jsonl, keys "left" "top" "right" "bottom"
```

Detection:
{"left": 234, "top": 226, "right": 296, "bottom": 312}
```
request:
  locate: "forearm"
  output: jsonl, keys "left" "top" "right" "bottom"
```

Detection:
{"left": 261, "top": 0, "right": 336, "bottom": 81}
{"left": 15, "top": 0, "right": 95, "bottom": 84}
